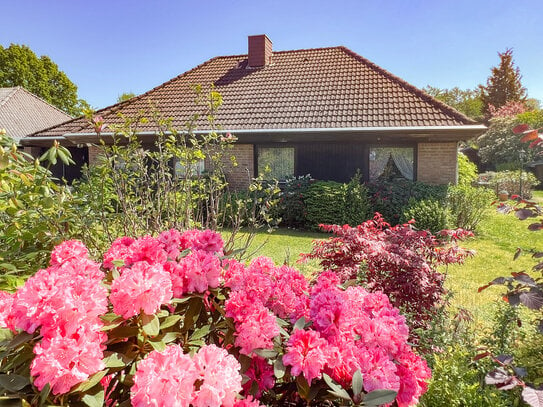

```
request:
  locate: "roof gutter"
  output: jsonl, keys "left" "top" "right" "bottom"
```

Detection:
{"left": 21, "top": 124, "right": 486, "bottom": 146}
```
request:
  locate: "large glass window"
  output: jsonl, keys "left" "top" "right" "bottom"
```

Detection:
{"left": 369, "top": 147, "right": 414, "bottom": 181}
{"left": 174, "top": 158, "right": 205, "bottom": 178}
{"left": 257, "top": 147, "right": 295, "bottom": 180}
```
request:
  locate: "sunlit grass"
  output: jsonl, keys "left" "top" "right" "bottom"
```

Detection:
{"left": 244, "top": 198, "right": 543, "bottom": 327}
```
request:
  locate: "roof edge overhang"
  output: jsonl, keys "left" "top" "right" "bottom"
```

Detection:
{"left": 21, "top": 125, "right": 486, "bottom": 146}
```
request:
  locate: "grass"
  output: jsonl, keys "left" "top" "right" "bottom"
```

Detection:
{"left": 242, "top": 195, "right": 543, "bottom": 327}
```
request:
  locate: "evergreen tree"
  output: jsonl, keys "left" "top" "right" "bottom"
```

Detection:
{"left": 480, "top": 49, "right": 527, "bottom": 115}
{"left": 0, "top": 44, "right": 87, "bottom": 116}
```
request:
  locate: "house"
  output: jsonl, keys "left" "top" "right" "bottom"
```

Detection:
{"left": 0, "top": 87, "right": 71, "bottom": 144}
{"left": 21, "top": 35, "right": 486, "bottom": 189}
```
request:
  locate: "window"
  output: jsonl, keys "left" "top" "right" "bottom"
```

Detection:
{"left": 174, "top": 158, "right": 205, "bottom": 178}
{"left": 257, "top": 147, "right": 295, "bottom": 180}
{"left": 369, "top": 147, "right": 414, "bottom": 181}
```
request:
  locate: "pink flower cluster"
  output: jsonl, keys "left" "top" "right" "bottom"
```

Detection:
{"left": 0, "top": 240, "right": 108, "bottom": 395}
{"left": 224, "top": 257, "right": 309, "bottom": 356}
{"left": 225, "top": 262, "right": 430, "bottom": 406}
{"left": 106, "top": 229, "right": 224, "bottom": 318}
{"left": 131, "top": 344, "right": 243, "bottom": 407}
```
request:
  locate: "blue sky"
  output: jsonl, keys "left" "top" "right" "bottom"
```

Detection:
{"left": 2, "top": 0, "right": 542, "bottom": 110}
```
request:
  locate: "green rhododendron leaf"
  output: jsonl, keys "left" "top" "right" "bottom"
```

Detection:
{"left": 82, "top": 389, "right": 105, "bottom": 407}
{"left": 71, "top": 371, "right": 107, "bottom": 393}
{"left": 0, "top": 374, "right": 30, "bottom": 392}
{"left": 160, "top": 314, "right": 182, "bottom": 330}
{"left": 363, "top": 389, "right": 398, "bottom": 406}
{"left": 274, "top": 357, "right": 286, "bottom": 379}
{"left": 352, "top": 369, "right": 363, "bottom": 397}
{"left": 142, "top": 314, "right": 160, "bottom": 336}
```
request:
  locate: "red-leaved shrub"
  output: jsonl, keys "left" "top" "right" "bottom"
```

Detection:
{"left": 301, "top": 214, "right": 474, "bottom": 331}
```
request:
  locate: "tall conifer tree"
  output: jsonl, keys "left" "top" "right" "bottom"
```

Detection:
{"left": 480, "top": 49, "right": 527, "bottom": 115}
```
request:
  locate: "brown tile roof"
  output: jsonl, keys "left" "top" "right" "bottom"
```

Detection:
{"left": 0, "top": 87, "right": 72, "bottom": 142}
{"left": 28, "top": 46, "right": 476, "bottom": 138}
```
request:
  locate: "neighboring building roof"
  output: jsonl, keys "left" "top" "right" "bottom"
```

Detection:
{"left": 25, "top": 42, "right": 483, "bottom": 143}
{"left": 0, "top": 87, "right": 72, "bottom": 143}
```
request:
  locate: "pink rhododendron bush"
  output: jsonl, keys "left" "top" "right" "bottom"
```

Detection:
{"left": 0, "top": 229, "right": 430, "bottom": 406}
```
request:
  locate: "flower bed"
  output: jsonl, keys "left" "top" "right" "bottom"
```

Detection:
{"left": 0, "top": 229, "right": 430, "bottom": 406}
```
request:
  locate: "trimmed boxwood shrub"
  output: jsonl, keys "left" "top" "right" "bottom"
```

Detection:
{"left": 304, "top": 174, "right": 370, "bottom": 230}
{"left": 367, "top": 180, "right": 448, "bottom": 224}
{"left": 401, "top": 198, "right": 451, "bottom": 234}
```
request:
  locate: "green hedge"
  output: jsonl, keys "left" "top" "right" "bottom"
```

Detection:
{"left": 304, "top": 175, "right": 370, "bottom": 230}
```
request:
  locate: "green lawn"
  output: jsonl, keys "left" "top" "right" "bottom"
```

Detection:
{"left": 239, "top": 198, "right": 543, "bottom": 327}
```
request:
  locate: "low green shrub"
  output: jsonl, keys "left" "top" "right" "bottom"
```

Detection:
{"left": 458, "top": 152, "right": 478, "bottom": 186}
{"left": 304, "top": 174, "right": 370, "bottom": 230}
{"left": 401, "top": 198, "right": 451, "bottom": 233}
{"left": 419, "top": 345, "right": 513, "bottom": 407}
{"left": 279, "top": 174, "right": 311, "bottom": 228}
{"left": 367, "top": 180, "right": 448, "bottom": 224}
{"left": 447, "top": 184, "right": 494, "bottom": 231}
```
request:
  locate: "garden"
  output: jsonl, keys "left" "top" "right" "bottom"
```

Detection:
{"left": 1, "top": 110, "right": 543, "bottom": 407}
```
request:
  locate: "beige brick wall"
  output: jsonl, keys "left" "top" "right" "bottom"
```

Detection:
{"left": 88, "top": 145, "right": 105, "bottom": 166}
{"left": 417, "top": 142, "right": 458, "bottom": 185}
{"left": 221, "top": 144, "right": 254, "bottom": 190}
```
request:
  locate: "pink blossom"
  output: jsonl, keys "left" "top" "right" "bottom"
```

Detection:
{"left": 11, "top": 258, "right": 106, "bottom": 335}
{"left": 395, "top": 349, "right": 431, "bottom": 407}
{"left": 267, "top": 265, "right": 309, "bottom": 322}
{"left": 192, "top": 344, "right": 242, "bottom": 407}
{"left": 282, "top": 329, "right": 329, "bottom": 384}
{"left": 309, "top": 285, "right": 344, "bottom": 339}
{"left": 242, "top": 356, "right": 275, "bottom": 398}
{"left": 234, "top": 396, "right": 265, "bottom": 407}
{"left": 158, "top": 229, "right": 183, "bottom": 259}
{"left": 131, "top": 345, "right": 198, "bottom": 407}
{"left": 163, "top": 260, "right": 185, "bottom": 298}
{"left": 230, "top": 304, "right": 279, "bottom": 356}
{"left": 180, "top": 229, "right": 224, "bottom": 254}
{"left": 31, "top": 327, "right": 105, "bottom": 395}
{"left": 49, "top": 239, "right": 88, "bottom": 266}
{"left": 103, "top": 236, "right": 135, "bottom": 269}
{"left": 0, "top": 291, "right": 14, "bottom": 330}
{"left": 125, "top": 236, "right": 168, "bottom": 266}
{"left": 110, "top": 261, "right": 172, "bottom": 319}
{"left": 177, "top": 250, "right": 222, "bottom": 294}
{"left": 355, "top": 345, "right": 400, "bottom": 393}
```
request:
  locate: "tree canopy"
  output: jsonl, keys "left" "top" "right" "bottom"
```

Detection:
{"left": 117, "top": 92, "right": 136, "bottom": 103}
{"left": 0, "top": 44, "right": 87, "bottom": 116}
{"left": 479, "top": 49, "right": 527, "bottom": 115}
{"left": 424, "top": 86, "right": 484, "bottom": 121}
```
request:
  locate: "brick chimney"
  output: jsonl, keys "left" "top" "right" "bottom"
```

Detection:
{"left": 248, "top": 35, "right": 272, "bottom": 68}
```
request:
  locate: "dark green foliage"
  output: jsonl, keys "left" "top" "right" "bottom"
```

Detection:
{"left": 279, "top": 175, "right": 312, "bottom": 228}
{"left": 0, "top": 44, "right": 86, "bottom": 116}
{"left": 304, "top": 174, "right": 370, "bottom": 230}
{"left": 401, "top": 198, "right": 450, "bottom": 234}
{"left": 447, "top": 184, "right": 494, "bottom": 231}
{"left": 480, "top": 49, "right": 527, "bottom": 115}
{"left": 0, "top": 132, "right": 98, "bottom": 284}
{"left": 367, "top": 180, "right": 448, "bottom": 224}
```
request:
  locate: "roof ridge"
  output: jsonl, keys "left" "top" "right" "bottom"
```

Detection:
{"left": 210, "top": 45, "right": 345, "bottom": 61}
{"left": 338, "top": 46, "right": 477, "bottom": 125}
{"left": 0, "top": 87, "right": 19, "bottom": 109}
